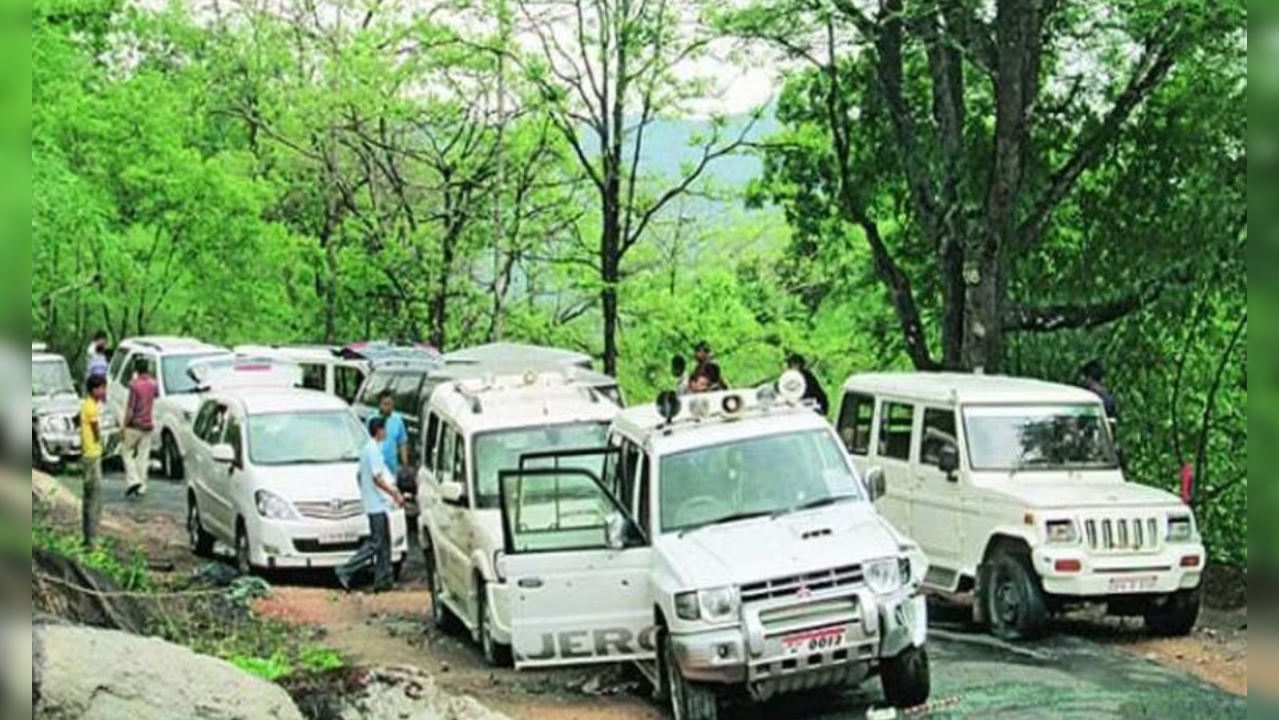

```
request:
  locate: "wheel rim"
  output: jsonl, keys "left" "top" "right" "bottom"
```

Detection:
{"left": 993, "top": 571, "right": 1019, "bottom": 626}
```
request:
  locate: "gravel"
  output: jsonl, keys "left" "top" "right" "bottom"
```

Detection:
{"left": 335, "top": 667, "right": 512, "bottom": 720}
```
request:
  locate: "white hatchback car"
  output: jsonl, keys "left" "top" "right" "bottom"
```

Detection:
{"left": 184, "top": 388, "right": 408, "bottom": 575}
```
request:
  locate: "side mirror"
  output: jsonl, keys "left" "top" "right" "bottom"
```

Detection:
{"left": 211, "top": 444, "right": 236, "bottom": 466}
{"left": 865, "top": 467, "right": 887, "bottom": 502}
{"left": 605, "top": 512, "right": 630, "bottom": 551}
{"left": 938, "top": 445, "right": 960, "bottom": 478}
{"left": 439, "top": 480, "right": 467, "bottom": 506}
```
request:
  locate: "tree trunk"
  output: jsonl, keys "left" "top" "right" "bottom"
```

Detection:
{"left": 432, "top": 239, "right": 455, "bottom": 351}
{"left": 961, "top": 253, "right": 1003, "bottom": 373}
{"left": 601, "top": 209, "right": 621, "bottom": 377}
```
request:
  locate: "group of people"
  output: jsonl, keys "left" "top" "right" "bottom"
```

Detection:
{"left": 670, "top": 341, "right": 832, "bottom": 417}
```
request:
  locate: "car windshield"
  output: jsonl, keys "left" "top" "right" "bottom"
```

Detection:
{"left": 247, "top": 411, "right": 367, "bottom": 466}
{"left": 473, "top": 423, "right": 610, "bottom": 509}
{"left": 162, "top": 353, "right": 231, "bottom": 395}
{"left": 32, "top": 360, "right": 75, "bottom": 397}
{"left": 963, "top": 404, "right": 1118, "bottom": 472}
{"left": 660, "top": 430, "right": 862, "bottom": 534}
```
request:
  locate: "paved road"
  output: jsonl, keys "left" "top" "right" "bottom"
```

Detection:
{"left": 56, "top": 469, "right": 1246, "bottom": 720}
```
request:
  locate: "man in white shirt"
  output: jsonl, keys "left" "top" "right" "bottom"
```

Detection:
{"left": 336, "top": 417, "right": 405, "bottom": 593}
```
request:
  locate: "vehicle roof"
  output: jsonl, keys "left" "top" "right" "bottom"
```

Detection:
{"left": 32, "top": 353, "right": 67, "bottom": 364}
{"left": 443, "top": 343, "right": 593, "bottom": 370}
{"left": 429, "top": 374, "right": 619, "bottom": 434}
{"left": 340, "top": 342, "right": 441, "bottom": 367}
{"left": 841, "top": 372, "right": 1101, "bottom": 406}
{"left": 613, "top": 390, "right": 835, "bottom": 455}
{"left": 208, "top": 388, "right": 351, "bottom": 415}
{"left": 234, "top": 345, "right": 362, "bottom": 364}
{"left": 119, "top": 336, "right": 227, "bottom": 354}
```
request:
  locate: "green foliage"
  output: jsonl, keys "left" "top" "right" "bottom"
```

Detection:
{"left": 32, "top": 525, "right": 152, "bottom": 592}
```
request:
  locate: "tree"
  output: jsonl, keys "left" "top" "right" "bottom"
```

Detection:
{"left": 719, "top": 0, "right": 1244, "bottom": 372}
{"left": 514, "top": 0, "right": 761, "bottom": 374}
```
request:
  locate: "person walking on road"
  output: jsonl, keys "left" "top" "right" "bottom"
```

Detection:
{"left": 80, "top": 375, "right": 107, "bottom": 547}
{"left": 337, "top": 417, "right": 405, "bottom": 593}
{"left": 787, "top": 353, "right": 831, "bottom": 417}
{"left": 85, "top": 331, "right": 109, "bottom": 382}
{"left": 121, "top": 357, "right": 158, "bottom": 499}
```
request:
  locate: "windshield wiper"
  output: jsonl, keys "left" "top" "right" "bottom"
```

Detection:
{"left": 679, "top": 511, "right": 774, "bottom": 538}
{"left": 773, "top": 495, "right": 858, "bottom": 519}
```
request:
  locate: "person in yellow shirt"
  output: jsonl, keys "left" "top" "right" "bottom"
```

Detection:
{"left": 80, "top": 376, "right": 107, "bottom": 548}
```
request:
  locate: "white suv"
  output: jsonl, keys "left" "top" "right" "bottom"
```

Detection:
{"left": 418, "top": 372, "right": 621, "bottom": 667}
{"left": 487, "top": 383, "right": 931, "bottom": 719}
{"left": 836, "top": 373, "right": 1206, "bottom": 640}
{"left": 106, "top": 337, "right": 232, "bottom": 480}
{"left": 185, "top": 388, "right": 408, "bottom": 574}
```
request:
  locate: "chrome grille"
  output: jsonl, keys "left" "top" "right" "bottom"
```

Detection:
{"left": 294, "top": 499, "right": 364, "bottom": 521}
{"left": 741, "top": 565, "right": 864, "bottom": 603}
{"left": 1085, "top": 517, "right": 1161, "bottom": 552}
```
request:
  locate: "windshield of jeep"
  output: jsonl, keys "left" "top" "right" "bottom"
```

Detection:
{"left": 963, "top": 404, "right": 1118, "bottom": 472}
{"left": 32, "top": 360, "right": 75, "bottom": 397}
{"left": 474, "top": 422, "right": 610, "bottom": 509}
{"left": 660, "top": 430, "right": 861, "bottom": 534}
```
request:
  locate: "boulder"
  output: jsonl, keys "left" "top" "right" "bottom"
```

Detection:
{"left": 37, "top": 624, "right": 304, "bottom": 720}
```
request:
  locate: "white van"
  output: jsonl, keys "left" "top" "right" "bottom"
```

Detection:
{"left": 836, "top": 373, "right": 1206, "bottom": 640}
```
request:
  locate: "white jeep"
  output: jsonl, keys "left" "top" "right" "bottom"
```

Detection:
{"left": 837, "top": 373, "right": 1207, "bottom": 641}
{"left": 482, "top": 382, "right": 931, "bottom": 719}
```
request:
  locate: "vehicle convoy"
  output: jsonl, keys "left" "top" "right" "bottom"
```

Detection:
{"left": 417, "top": 371, "right": 622, "bottom": 668}
{"left": 836, "top": 373, "right": 1206, "bottom": 641}
{"left": 434, "top": 376, "right": 931, "bottom": 719}
{"left": 32, "top": 346, "right": 119, "bottom": 471}
{"left": 233, "top": 344, "right": 370, "bottom": 404}
{"left": 184, "top": 387, "right": 408, "bottom": 574}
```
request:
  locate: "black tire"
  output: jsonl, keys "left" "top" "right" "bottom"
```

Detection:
{"left": 161, "top": 432, "right": 184, "bottom": 481}
{"left": 234, "top": 522, "right": 257, "bottom": 577}
{"left": 881, "top": 645, "right": 932, "bottom": 709}
{"left": 1145, "top": 589, "right": 1201, "bottom": 638}
{"left": 187, "top": 498, "right": 215, "bottom": 558}
{"left": 661, "top": 632, "right": 719, "bottom": 720}
{"left": 984, "top": 552, "right": 1049, "bottom": 641}
{"left": 477, "top": 579, "right": 513, "bottom": 668}
{"left": 426, "top": 544, "right": 461, "bottom": 633}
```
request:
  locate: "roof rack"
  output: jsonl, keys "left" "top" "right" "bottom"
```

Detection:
{"left": 452, "top": 370, "right": 598, "bottom": 415}
{"left": 654, "top": 386, "right": 817, "bottom": 436}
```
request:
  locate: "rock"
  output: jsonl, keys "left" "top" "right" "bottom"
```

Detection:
{"left": 32, "top": 624, "right": 43, "bottom": 713}
{"left": 336, "top": 667, "right": 510, "bottom": 720}
{"left": 38, "top": 624, "right": 304, "bottom": 720}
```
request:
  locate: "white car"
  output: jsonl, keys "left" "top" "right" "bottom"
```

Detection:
{"left": 418, "top": 371, "right": 621, "bottom": 667}
{"left": 106, "top": 337, "right": 233, "bottom": 480}
{"left": 480, "top": 380, "right": 931, "bottom": 719}
{"left": 185, "top": 388, "right": 408, "bottom": 574}
{"left": 837, "top": 373, "right": 1207, "bottom": 640}
{"left": 233, "top": 345, "right": 369, "bottom": 404}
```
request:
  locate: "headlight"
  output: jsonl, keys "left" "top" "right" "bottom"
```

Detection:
{"left": 255, "top": 491, "right": 297, "bottom": 521}
{"left": 865, "top": 558, "right": 904, "bottom": 595}
{"left": 674, "top": 587, "right": 741, "bottom": 623}
{"left": 1167, "top": 516, "right": 1195, "bottom": 543}
{"left": 1046, "top": 520, "right": 1080, "bottom": 545}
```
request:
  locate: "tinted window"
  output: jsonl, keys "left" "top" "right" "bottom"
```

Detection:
{"left": 879, "top": 402, "right": 915, "bottom": 461}
{"left": 837, "top": 393, "right": 876, "bottom": 456}
{"left": 920, "top": 408, "right": 959, "bottom": 467}
{"left": 225, "top": 415, "right": 244, "bottom": 464}
{"left": 334, "top": 365, "right": 365, "bottom": 404}
{"left": 201, "top": 404, "right": 230, "bottom": 444}
{"left": 392, "top": 374, "right": 423, "bottom": 416}
{"left": 192, "top": 402, "right": 219, "bottom": 442}
{"left": 424, "top": 413, "right": 441, "bottom": 471}
{"left": 300, "top": 363, "right": 326, "bottom": 392}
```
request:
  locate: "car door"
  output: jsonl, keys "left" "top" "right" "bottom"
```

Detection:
{"left": 106, "top": 350, "right": 136, "bottom": 422}
{"left": 873, "top": 400, "right": 918, "bottom": 539}
{"left": 187, "top": 401, "right": 220, "bottom": 532}
{"left": 497, "top": 467, "right": 654, "bottom": 670}
{"left": 200, "top": 403, "right": 236, "bottom": 536}
{"left": 911, "top": 407, "right": 965, "bottom": 582}
{"left": 435, "top": 423, "right": 472, "bottom": 607}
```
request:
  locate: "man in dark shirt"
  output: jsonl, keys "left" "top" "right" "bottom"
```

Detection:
{"left": 122, "top": 357, "right": 158, "bottom": 498}
{"left": 693, "top": 342, "right": 728, "bottom": 391}
{"left": 1081, "top": 360, "right": 1118, "bottom": 421}
{"left": 787, "top": 354, "right": 831, "bottom": 417}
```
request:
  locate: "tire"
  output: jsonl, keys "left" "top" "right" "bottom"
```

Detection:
{"left": 1145, "top": 589, "right": 1201, "bottom": 638}
{"left": 393, "top": 560, "right": 404, "bottom": 584}
{"left": 661, "top": 632, "right": 719, "bottom": 720}
{"left": 234, "top": 522, "right": 257, "bottom": 577}
{"left": 161, "top": 432, "right": 184, "bottom": 481}
{"left": 478, "top": 579, "right": 513, "bottom": 668}
{"left": 426, "top": 545, "right": 461, "bottom": 633}
{"left": 187, "top": 498, "right": 215, "bottom": 558}
{"left": 30, "top": 432, "right": 42, "bottom": 473}
{"left": 983, "top": 552, "right": 1049, "bottom": 641}
{"left": 881, "top": 645, "right": 932, "bottom": 709}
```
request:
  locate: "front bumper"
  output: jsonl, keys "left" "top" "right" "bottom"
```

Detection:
{"left": 1035, "top": 544, "right": 1206, "bottom": 598}
{"left": 671, "top": 588, "right": 927, "bottom": 698}
{"left": 35, "top": 431, "right": 81, "bottom": 465}
{"left": 249, "top": 512, "right": 409, "bottom": 570}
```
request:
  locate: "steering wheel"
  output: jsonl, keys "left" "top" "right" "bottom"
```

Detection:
{"left": 675, "top": 496, "right": 734, "bottom": 530}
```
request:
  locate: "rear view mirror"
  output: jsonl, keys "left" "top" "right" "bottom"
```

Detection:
{"left": 938, "top": 445, "right": 960, "bottom": 478}
{"left": 865, "top": 467, "right": 887, "bottom": 502}
{"left": 211, "top": 444, "right": 235, "bottom": 466}
{"left": 439, "top": 480, "right": 466, "bottom": 505}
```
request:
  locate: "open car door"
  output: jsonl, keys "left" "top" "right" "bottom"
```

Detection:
{"left": 498, "top": 467, "right": 654, "bottom": 671}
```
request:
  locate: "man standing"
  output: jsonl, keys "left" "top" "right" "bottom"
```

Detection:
{"left": 693, "top": 342, "right": 728, "bottom": 391}
{"left": 370, "top": 390, "right": 409, "bottom": 480}
{"left": 85, "top": 331, "right": 109, "bottom": 381}
{"left": 1080, "top": 360, "right": 1118, "bottom": 421}
{"left": 121, "top": 357, "right": 158, "bottom": 498}
{"left": 80, "top": 376, "right": 107, "bottom": 547}
{"left": 337, "top": 417, "right": 405, "bottom": 593}
{"left": 787, "top": 354, "right": 831, "bottom": 417}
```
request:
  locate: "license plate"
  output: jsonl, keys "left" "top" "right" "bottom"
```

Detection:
{"left": 1108, "top": 576, "right": 1158, "bottom": 594}
{"left": 320, "top": 531, "right": 361, "bottom": 546}
{"left": 782, "top": 626, "right": 848, "bottom": 656}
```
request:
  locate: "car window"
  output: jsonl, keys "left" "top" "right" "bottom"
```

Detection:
{"left": 879, "top": 402, "right": 915, "bottom": 461}
{"left": 247, "top": 411, "right": 366, "bottom": 466}
{"left": 160, "top": 352, "right": 228, "bottom": 396}
{"left": 392, "top": 374, "right": 423, "bottom": 416}
{"left": 335, "top": 365, "right": 365, "bottom": 404}
{"left": 837, "top": 393, "right": 876, "bottom": 456}
{"left": 920, "top": 408, "right": 959, "bottom": 467}
{"left": 440, "top": 426, "right": 458, "bottom": 481}
{"left": 300, "top": 363, "right": 326, "bottom": 392}
{"left": 193, "top": 402, "right": 219, "bottom": 442}
{"left": 472, "top": 423, "right": 610, "bottom": 509}
{"left": 108, "top": 350, "right": 131, "bottom": 382}
{"left": 225, "top": 414, "right": 244, "bottom": 464}
{"left": 501, "top": 470, "right": 618, "bottom": 554}
{"left": 424, "top": 413, "right": 441, "bottom": 472}
{"left": 358, "top": 372, "right": 395, "bottom": 406}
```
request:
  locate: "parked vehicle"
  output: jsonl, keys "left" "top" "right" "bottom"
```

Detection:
{"left": 441, "top": 343, "right": 624, "bottom": 407}
{"left": 32, "top": 348, "right": 118, "bottom": 471}
{"left": 233, "top": 345, "right": 370, "bottom": 404}
{"left": 417, "top": 371, "right": 622, "bottom": 668}
{"left": 184, "top": 388, "right": 408, "bottom": 575}
{"left": 468, "top": 381, "right": 931, "bottom": 718}
{"left": 836, "top": 373, "right": 1206, "bottom": 640}
{"left": 106, "top": 337, "right": 233, "bottom": 480}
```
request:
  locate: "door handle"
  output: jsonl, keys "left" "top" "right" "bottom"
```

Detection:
{"left": 517, "top": 578, "right": 544, "bottom": 590}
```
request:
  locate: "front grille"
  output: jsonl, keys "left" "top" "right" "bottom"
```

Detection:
{"left": 295, "top": 500, "right": 365, "bottom": 521}
{"left": 1085, "top": 517, "right": 1161, "bottom": 552}
{"left": 293, "top": 538, "right": 367, "bottom": 553}
{"left": 742, "top": 565, "right": 864, "bottom": 603}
